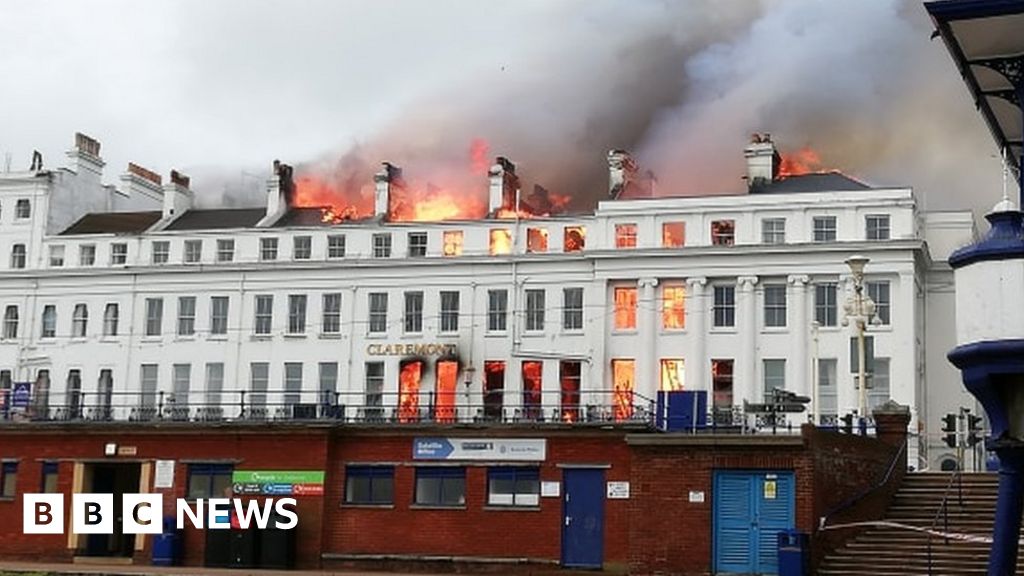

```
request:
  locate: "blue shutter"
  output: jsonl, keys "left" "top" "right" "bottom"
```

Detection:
{"left": 714, "top": 472, "right": 754, "bottom": 573}
{"left": 756, "top": 473, "right": 795, "bottom": 574}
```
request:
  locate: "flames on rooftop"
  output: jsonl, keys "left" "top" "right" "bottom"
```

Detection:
{"left": 291, "top": 138, "right": 571, "bottom": 224}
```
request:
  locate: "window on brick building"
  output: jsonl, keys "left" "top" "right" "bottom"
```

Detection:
{"left": 414, "top": 467, "right": 465, "bottom": 507}
{"left": 187, "top": 463, "right": 233, "bottom": 499}
{"left": 487, "top": 467, "right": 540, "bottom": 507}
{"left": 41, "top": 462, "right": 58, "bottom": 493}
{"left": 1, "top": 461, "right": 17, "bottom": 498}
{"left": 345, "top": 466, "right": 393, "bottom": 505}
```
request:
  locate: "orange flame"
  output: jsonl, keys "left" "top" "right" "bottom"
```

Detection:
{"left": 293, "top": 138, "right": 570, "bottom": 224}
{"left": 778, "top": 147, "right": 826, "bottom": 179}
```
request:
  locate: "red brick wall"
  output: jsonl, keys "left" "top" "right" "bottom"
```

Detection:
{"left": 0, "top": 426, "right": 328, "bottom": 569}
{"left": 628, "top": 440, "right": 812, "bottom": 575}
{"left": 323, "top": 429, "right": 632, "bottom": 568}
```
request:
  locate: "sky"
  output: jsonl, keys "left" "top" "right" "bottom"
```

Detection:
{"left": 0, "top": 0, "right": 1008, "bottom": 216}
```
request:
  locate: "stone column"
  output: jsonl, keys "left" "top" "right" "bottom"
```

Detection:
{"left": 788, "top": 275, "right": 810, "bottom": 398}
{"left": 686, "top": 277, "right": 708, "bottom": 391}
{"left": 737, "top": 276, "right": 759, "bottom": 405}
{"left": 638, "top": 278, "right": 658, "bottom": 399}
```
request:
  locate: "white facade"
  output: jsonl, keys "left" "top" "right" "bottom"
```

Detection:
{"left": 0, "top": 135, "right": 977, "bottom": 469}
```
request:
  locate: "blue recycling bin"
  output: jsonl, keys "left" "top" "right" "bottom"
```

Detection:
{"left": 151, "top": 517, "right": 180, "bottom": 566}
{"left": 777, "top": 529, "right": 808, "bottom": 576}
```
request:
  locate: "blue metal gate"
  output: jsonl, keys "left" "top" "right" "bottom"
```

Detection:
{"left": 713, "top": 470, "right": 795, "bottom": 574}
{"left": 561, "top": 468, "right": 605, "bottom": 568}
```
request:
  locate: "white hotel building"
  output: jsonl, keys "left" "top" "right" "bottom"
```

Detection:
{"left": 0, "top": 133, "right": 977, "bottom": 469}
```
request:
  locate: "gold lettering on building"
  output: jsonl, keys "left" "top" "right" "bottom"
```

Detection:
{"left": 366, "top": 343, "right": 458, "bottom": 357}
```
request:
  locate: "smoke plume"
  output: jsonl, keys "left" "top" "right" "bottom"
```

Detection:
{"left": 229, "top": 0, "right": 1003, "bottom": 216}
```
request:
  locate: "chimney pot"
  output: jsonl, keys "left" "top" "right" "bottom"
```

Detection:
{"left": 127, "top": 162, "right": 162, "bottom": 186}
{"left": 744, "top": 134, "right": 780, "bottom": 191}
{"left": 374, "top": 162, "right": 403, "bottom": 220}
{"left": 75, "top": 132, "right": 102, "bottom": 158}
{"left": 170, "top": 169, "right": 190, "bottom": 189}
{"left": 488, "top": 156, "right": 519, "bottom": 216}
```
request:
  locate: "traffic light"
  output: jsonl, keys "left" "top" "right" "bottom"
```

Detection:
{"left": 941, "top": 413, "right": 958, "bottom": 448}
{"left": 967, "top": 414, "right": 984, "bottom": 447}
{"left": 840, "top": 413, "right": 854, "bottom": 435}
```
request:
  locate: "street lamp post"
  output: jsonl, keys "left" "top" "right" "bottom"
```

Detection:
{"left": 843, "top": 255, "right": 876, "bottom": 423}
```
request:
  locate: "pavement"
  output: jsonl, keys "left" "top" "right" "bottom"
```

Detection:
{"left": 0, "top": 563, "right": 447, "bottom": 576}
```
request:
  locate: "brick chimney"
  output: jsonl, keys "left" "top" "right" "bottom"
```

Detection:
{"left": 488, "top": 157, "right": 519, "bottom": 215}
{"left": 264, "top": 160, "right": 294, "bottom": 222}
{"left": 607, "top": 149, "right": 639, "bottom": 200}
{"left": 374, "top": 162, "right": 402, "bottom": 220}
{"left": 744, "top": 133, "right": 781, "bottom": 191}
{"left": 119, "top": 163, "right": 164, "bottom": 207}
{"left": 162, "top": 169, "right": 194, "bottom": 218}
{"left": 65, "top": 132, "right": 105, "bottom": 180}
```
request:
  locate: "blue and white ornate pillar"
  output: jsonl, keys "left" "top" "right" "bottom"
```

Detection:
{"left": 948, "top": 199, "right": 1024, "bottom": 576}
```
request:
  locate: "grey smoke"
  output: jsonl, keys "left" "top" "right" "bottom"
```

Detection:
{"left": 294, "top": 0, "right": 1003, "bottom": 217}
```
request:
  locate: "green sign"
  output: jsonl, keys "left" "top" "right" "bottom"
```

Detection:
{"left": 232, "top": 470, "right": 324, "bottom": 484}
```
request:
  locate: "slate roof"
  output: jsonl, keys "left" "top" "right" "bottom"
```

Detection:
{"left": 163, "top": 208, "right": 266, "bottom": 231}
{"left": 60, "top": 211, "right": 162, "bottom": 235}
{"left": 751, "top": 172, "right": 873, "bottom": 194}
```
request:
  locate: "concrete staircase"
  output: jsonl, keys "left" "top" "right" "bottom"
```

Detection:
{"left": 819, "top": 472, "right": 1005, "bottom": 575}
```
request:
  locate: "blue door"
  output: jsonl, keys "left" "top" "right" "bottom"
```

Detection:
{"left": 562, "top": 468, "right": 605, "bottom": 568}
{"left": 713, "top": 471, "right": 795, "bottom": 575}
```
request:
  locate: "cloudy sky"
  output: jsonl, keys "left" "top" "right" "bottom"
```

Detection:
{"left": 0, "top": 0, "right": 1007, "bottom": 215}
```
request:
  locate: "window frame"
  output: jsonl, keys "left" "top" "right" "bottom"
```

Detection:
{"left": 210, "top": 296, "right": 229, "bottom": 336}
{"left": 713, "top": 285, "right": 736, "bottom": 328}
{"left": 486, "top": 467, "right": 541, "bottom": 508}
{"left": 403, "top": 291, "right": 424, "bottom": 334}
{"left": 15, "top": 198, "right": 31, "bottom": 219}
{"left": 41, "top": 305, "right": 57, "bottom": 338}
{"left": 183, "top": 239, "right": 202, "bottom": 263}
{"left": 372, "top": 233, "right": 392, "bottom": 258}
{"left": 814, "top": 283, "right": 838, "bottom": 327}
{"left": 110, "top": 243, "right": 128, "bottom": 265}
{"left": 615, "top": 223, "right": 638, "bottom": 249}
{"left": 186, "top": 463, "right": 233, "bottom": 500}
{"left": 442, "top": 230, "right": 463, "bottom": 257}
{"left": 10, "top": 244, "right": 26, "bottom": 269}
{"left": 866, "top": 214, "right": 891, "bottom": 241}
{"left": 763, "top": 284, "right": 787, "bottom": 328}
{"left": 487, "top": 289, "right": 508, "bottom": 332}
{"left": 761, "top": 218, "right": 786, "bottom": 244}
{"left": 613, "top": 286, "right": 638, "bottom": 331}
{"left": 293, "top": 235, "right": 312, "bottom": 260}
{"left": 260, "top": 237, "right": 279, "bottom": 261}
{"left": 322, "top": 293, "right": 342, "bottom": 335}
{"left": 177, "top": 296, "right": 197, "bottom": 337}
{"left": 524, "top": 289, "right": 545, "bottom": 332}
{"left": 439, "top": 291, "right": 460, "bottom": 333}
{"left": 1, "top": 461, "right": 17, "bottom": 498}
{"left": 151, "top": 240, "right": 170, "bottom": 264}
{"left": 79, "top": 244, "right": 96, "bottom": 266}
{"left": 763, "top": 359, "right": 787, "bottom": 400}
{"left": 562, "top": 287, "right": 584, "bottom": 331}
{"left": 3, "top": 306, "right": 18, "bottom": 339}
{"left": 145, "top": 298, "right": 163, "bottom": 337}
{"left": 254, "top": 295, "right": 273, "bottom": 335}
{"left": 414, "top": 467, "right": 466, "bottom": 508}
{"left": 711, "top": 219, "right": 735, "bottom": 246}
{"left": 71, "top": 303, "right": 88, "bottom": 338}
{"left": 327, "top": 234, "right": 346, "bottom": 259}
{"left": 368, "top": 293, "right": 388, "bottom": 334}
{"left": 344, "top": 465, "right": 394, "bottom": 505}
{"left": 49, "top": 244, "right": 65, "bottom": 267}
{"left": 287, "top": 294, "right": 307, "bottom": 334}
{"left": 867, "top": 281, "right": 891, "bottom": 325}
{"left": 407, "top": 232, "right": 428, "bottom": 257}
{"left": 812, "top": 216, "right": 837, "bottom": 242}
{"left": 216, "top": 239, "right": 235, "bottom": 262}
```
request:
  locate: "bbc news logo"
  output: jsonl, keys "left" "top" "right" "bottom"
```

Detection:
{"left": 23, "top": 494, "right": 298, "bottom": 534}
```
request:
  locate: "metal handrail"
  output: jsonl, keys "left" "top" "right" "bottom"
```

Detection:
{"left": 819, "top": 438, "right": 908, "bottom": 530}
{"left": 927, "top": 470, "right": 963, "bottom": 575}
